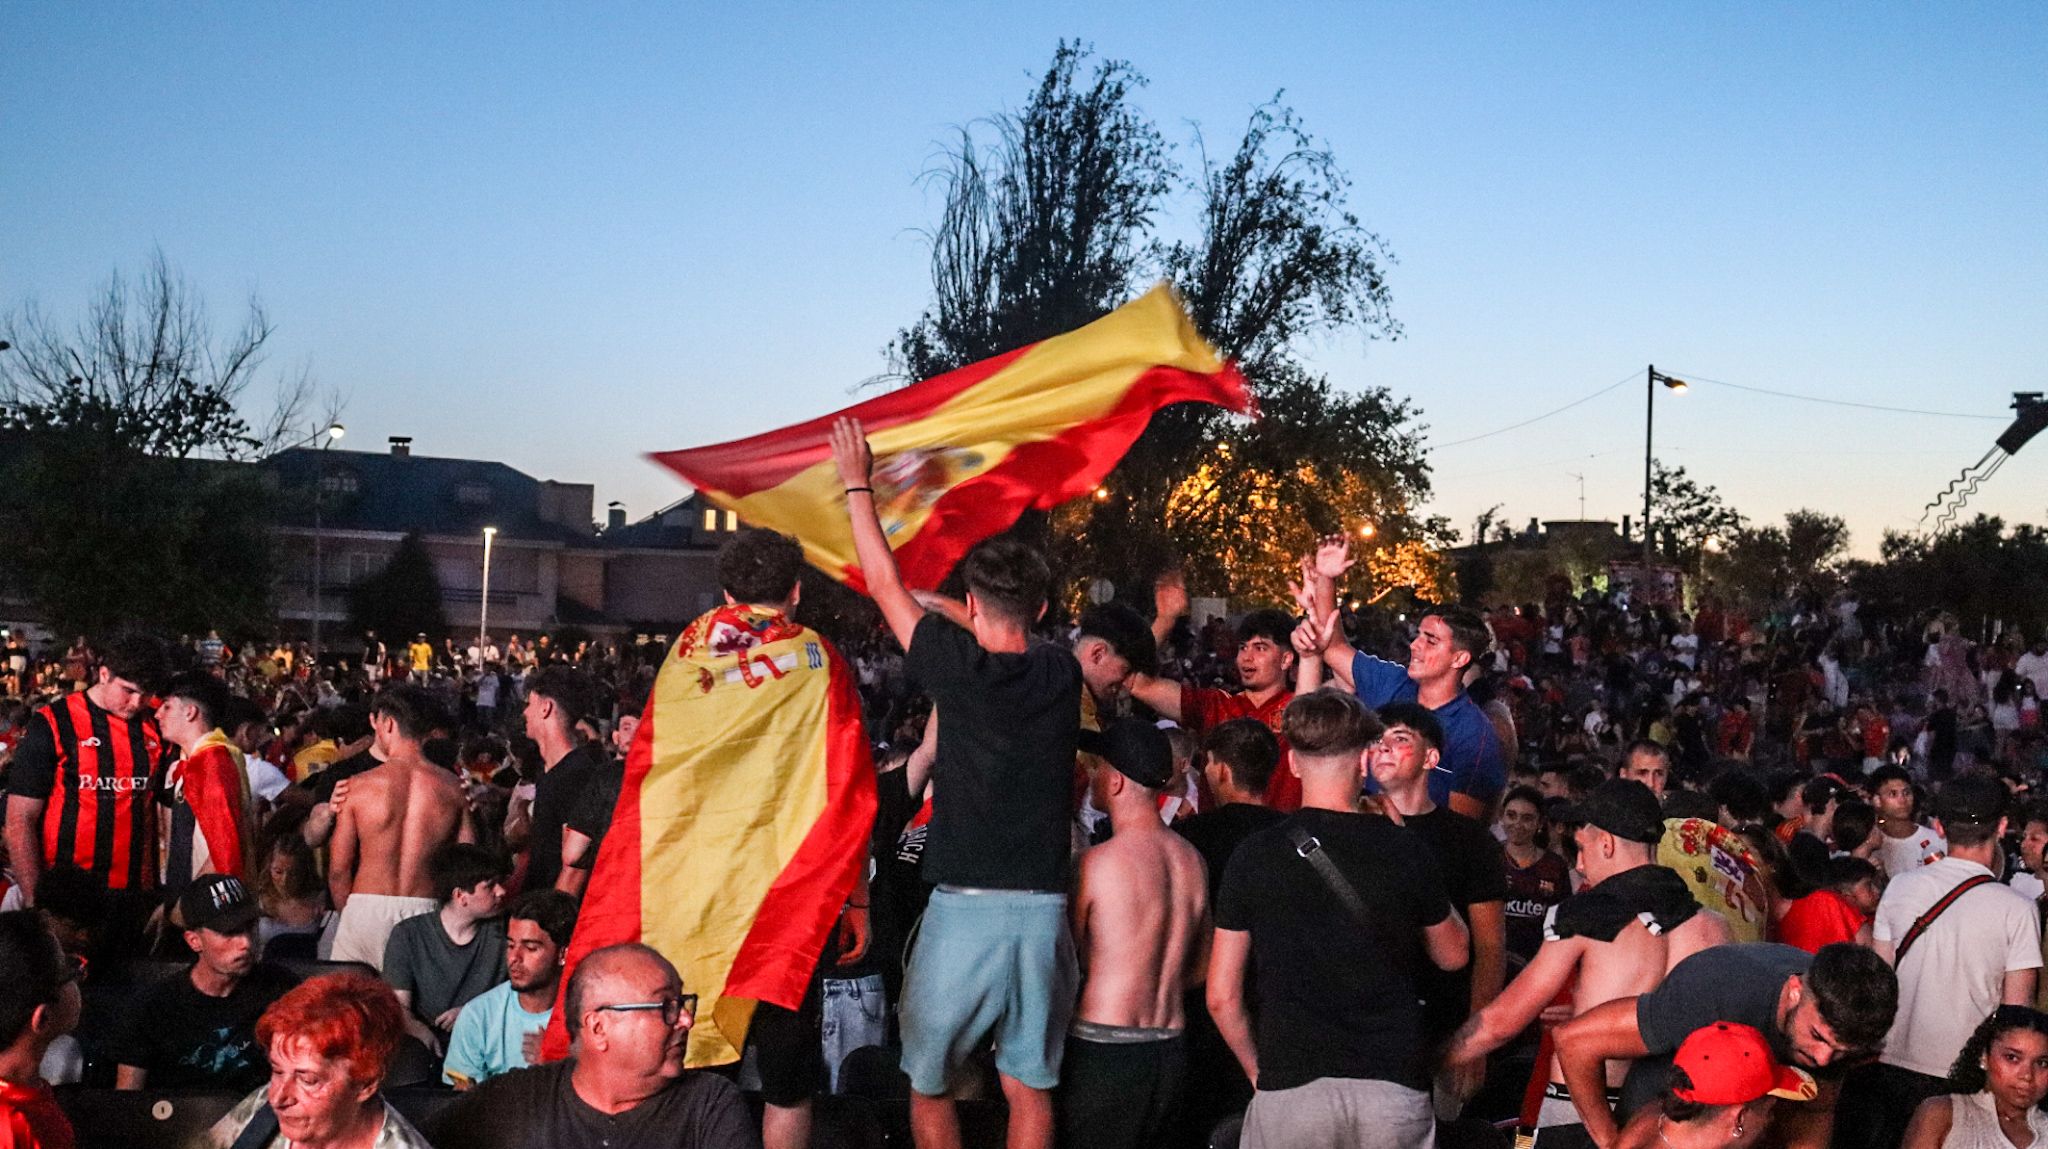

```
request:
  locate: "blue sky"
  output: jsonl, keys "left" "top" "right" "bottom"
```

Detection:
{"left": 5, "top": 4, "right": 2043, "bottom": 557}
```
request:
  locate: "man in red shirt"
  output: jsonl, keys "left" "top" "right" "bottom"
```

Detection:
{"left": 3, "top": 636, "right": 168, "bottom": 910}
{"left": 1130, "top": 578, "right": 1302, "bottom": 812}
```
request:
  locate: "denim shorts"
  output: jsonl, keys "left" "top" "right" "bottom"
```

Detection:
{"left": 898, "top": 888, "right": 1078, "bottom": 1094}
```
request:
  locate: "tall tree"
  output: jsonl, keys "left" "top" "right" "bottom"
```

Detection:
{"left": 0, "top": 252, "right": 314, "bottom": 637}
{"left": 897, "top": 44, "right": 1433, "bottom": 609}
{"left": 1648, "top": 462, "right": 1745, "bottom": 566}
{"left": 346, "top": 533, "right": 450, "bottom": 643}
{"left": 1855, "top": 516, "right": 2048, "bottom": 638}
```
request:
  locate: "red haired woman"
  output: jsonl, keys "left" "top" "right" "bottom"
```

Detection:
{"left": 205, "top": 974, "right": 433, "bottom": 1149}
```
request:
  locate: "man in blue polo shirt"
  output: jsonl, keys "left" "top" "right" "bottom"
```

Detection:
{"left": 1305, "top": 537, "right": 1506, "bottom": 819}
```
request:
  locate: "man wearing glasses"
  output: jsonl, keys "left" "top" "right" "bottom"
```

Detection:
{"left": 431, "top": 942, "right": 757, "bottom": 1148}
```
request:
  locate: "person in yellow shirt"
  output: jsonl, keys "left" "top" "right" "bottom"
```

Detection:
{"left": 408, "top": 634, "right": 434, "bottom": 682}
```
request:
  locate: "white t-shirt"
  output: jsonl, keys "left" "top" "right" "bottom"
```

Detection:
{"left": 246, "top": 756, "right": 290, "bottom": 805}
{"left": 1876, "top": 856, "right": 2042, "bottom": 1077}
{"left": 2010, "top": 871, "right": 2045, "bottom": 903}
{"left": 1877, "top": 823, "right": 1947, "bottom": 878}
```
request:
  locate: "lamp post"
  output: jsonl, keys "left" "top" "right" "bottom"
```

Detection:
{"left": 1642, "top": 366, "right": 1688, "bottom": 563}
{"left": 306, "top": 423, "right": 345, "bottom": 660}
{"left": 478, "top": 526, "right": 498, "bottom": 664}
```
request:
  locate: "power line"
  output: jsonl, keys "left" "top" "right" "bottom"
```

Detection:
{"left": 1432, "top": 369, "right": 1643, "bottom": 449}
{"left": 1666, "top": 369, "right": 2003, "bottom": 421}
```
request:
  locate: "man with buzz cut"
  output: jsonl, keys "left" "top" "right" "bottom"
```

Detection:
{"left": 833, "top": 417, "right": 1082, "bottom": 1149}
{"left": 1208, "top": 689, "right": 1470, "bottom": 1149}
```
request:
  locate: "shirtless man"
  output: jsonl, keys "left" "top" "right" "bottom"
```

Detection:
{"left": 1441, "top": 779, "right": 1728, "bottom": 1148}
{"left": 328, "top": 684, "right": 474, "bottom": 970}
{"left": 1059, "top": 717, "right": 1209, "bottom": 1149}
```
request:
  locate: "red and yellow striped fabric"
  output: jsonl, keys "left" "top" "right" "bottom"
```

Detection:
{"left": 652, "top": 285, "right": 1253, "bottom": 590}
{"left": 544, "top": 604, "right": 876, "bottom": 1068}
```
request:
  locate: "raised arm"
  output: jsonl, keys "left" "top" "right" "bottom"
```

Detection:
{"left": 831, "top": 417, "right": 924, "bottom": 649}
{"left": 1304, "top": 537, "right": 1359, "bottom": 687}
{"left": 1152, "top": 569, "right": 1189, "bottom": 648}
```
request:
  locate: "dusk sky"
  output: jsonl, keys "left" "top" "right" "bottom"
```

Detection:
{"left": 6, "top": 5, "right": 2043, "bottom": 558}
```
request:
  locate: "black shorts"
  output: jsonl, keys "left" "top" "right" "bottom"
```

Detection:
{"left": 746, "top": 976, "right": 825, "bottom": 1108}
{"left": 1055, "top": 1029, "right": 1187, "bottom": 1149}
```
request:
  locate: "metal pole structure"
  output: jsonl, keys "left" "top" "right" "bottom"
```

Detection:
{"left": 1643, "top": 364, "right": 1655, "bottom": 564}
{"left": 310, "top": 425, "right": 344, "bottom": 661}
{"left": 479, "top": 526, "right": 497, "bottom": 664}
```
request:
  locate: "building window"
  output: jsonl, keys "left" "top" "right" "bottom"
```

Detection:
{"left": 320, "top": 471, "right": 358, "bottom": 496}
{"left": 723, "top": 510, "right": 738, "bottom": 531}
{"left": 455, "top": 482, "right": 493, "bottom": 506}
{"left": 702, "top": 507, "right": 717, "bottom": 531}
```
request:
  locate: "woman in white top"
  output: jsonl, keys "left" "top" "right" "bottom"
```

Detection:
{"left": 1904, "top": 1005, "right": 2048, "bottom": 1149}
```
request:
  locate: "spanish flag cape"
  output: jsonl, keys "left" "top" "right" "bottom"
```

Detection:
{"left": 169, "top": 729, "right": 255, "bottom": 882}
{"left": 652, "top": 285, "right": 1253, "bottom": 590}
{"left": 544, "top": 603, "right": 876, "bottom": 1067}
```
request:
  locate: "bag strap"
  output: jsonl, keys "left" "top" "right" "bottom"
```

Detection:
{"left": 230, "top": 1101, "right": 281, "bottom": 1149}
{"left": 1894, "top": 873, "right": 1996, "bottom": 965}
{"left": 1286, "top": 824, "right": 1373, "bottom": 931}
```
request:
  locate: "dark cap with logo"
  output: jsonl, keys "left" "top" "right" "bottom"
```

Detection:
{"left": 1078, "top": 717, "right": 1176, "bottom": 790}
{"left": 178, "top": 874, "right": 261, "bottom": 934}
{"left": 1558, "top": 778, "right": 1666, "bottom": 844}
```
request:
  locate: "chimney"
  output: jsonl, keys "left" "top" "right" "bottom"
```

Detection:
{"left": 389, "top": 436, "right": 412, "bottom": 457}
{"left": 1621, "top": 514, "right": 1633, "bottom": 541}
{"left": 607, "top": 501, "right": 626, "bottom": 531}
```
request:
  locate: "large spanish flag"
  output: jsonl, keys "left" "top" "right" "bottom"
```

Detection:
{"left": 652, "top": 285, "right": 1252, "bottom": 590}
{"left": 544, "top": 604, "right": 876, "bottom": 1068}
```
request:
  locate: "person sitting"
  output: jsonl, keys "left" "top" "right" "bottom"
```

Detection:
{"left": 1616, "top": 1021, "right": 1816, "bottom": 1149}
{"left": 113, "top": 875, "right": 299, "bottom": 1091}
{"left": 428, "top": 942, "right": 755, "bottom": 1149}
{"left": 0, "top": 911, "right": 81, "bottom": 1149}
{"left": 1777, "top": 856, "right": 1881, "bottom": 953}
{"left": 204, "top": 973, "right": 434, "bottom": 1149}
{"left": 1902, "top": 1005, "right": 2048, "bottom": 1149}
{"left": 254, "top": 830, "right": 331, "bottom": 960}
{"left": 382, "top": 843, "right": 509, "bottom": 1054}
{"left": 442, "top": 890, "right": 576, "bottom": 1089}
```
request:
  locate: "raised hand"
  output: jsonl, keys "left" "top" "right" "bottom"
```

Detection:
{"left": 1313, "top": 533, "right": 1356, "bottom": 581}
{"left": 1154, "top": 569, "right": 1190, "bottom": 623}
{"left": 829, "top": 417, "right": 874, "bottom": 492}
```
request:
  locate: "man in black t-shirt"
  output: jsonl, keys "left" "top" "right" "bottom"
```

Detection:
{"left": 519, "top": 666, "right": 603, "bottom": 893}
{"left": 555, "top": 697, "right": 640, "bottom": 899}
{"left": 112, "top": 875, "right": 298, "bottom": 1092}
{"left": 1209, "top": 690, "right": 1470, "bottom": 1148}
{"left": 1176, "top": 719, "right": 1287, "bottom": 900}
{"left": 430, "top": 943, "right": 754, "bottom": 1149}
{"left": 832, "top": 418, "right": 1082, "bottom": 1149}
{"left": 1554, "top": 942, "right": 1897, "bottom": 1149}
{"left": 1172, "top": 717, "right": 1287, "bottom": 1143}
{"left": 1367, "top": 702, "right": 1509, "bottom": 1054}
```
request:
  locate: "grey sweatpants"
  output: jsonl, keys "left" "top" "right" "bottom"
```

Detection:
{"left": 1241, "top": 1076, "right": 1436, "bottom": 1149}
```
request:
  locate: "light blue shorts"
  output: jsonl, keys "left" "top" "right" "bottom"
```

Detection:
{"left": 898, "top": 888, "right": 1078, "bottom": 1095}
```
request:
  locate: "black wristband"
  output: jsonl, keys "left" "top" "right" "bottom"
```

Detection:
{"left": 844, "top": 486, "right": 874, "bottom": 495}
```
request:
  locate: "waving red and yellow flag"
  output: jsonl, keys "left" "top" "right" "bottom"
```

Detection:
{"left": 652, "top": 285, "right": 1252, "bottom": 590}
{"left": 544, "top": 605, "right": 876, "bottom": 1067}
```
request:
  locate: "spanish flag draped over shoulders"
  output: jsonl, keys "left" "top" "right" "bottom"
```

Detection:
{"left": 652, "top": 285, "right": 1253, "bottom": 590}
{"left": 545, "top": 604, "right": 876, "bottom": 1067}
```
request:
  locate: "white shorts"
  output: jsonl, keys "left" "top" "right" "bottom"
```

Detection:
{"left": 329, "top": 893, "right": 437, "bottom": 970}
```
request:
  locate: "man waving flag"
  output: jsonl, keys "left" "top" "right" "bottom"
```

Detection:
{"left": 652, "top": 284, "right": 1253, "bottom": 591}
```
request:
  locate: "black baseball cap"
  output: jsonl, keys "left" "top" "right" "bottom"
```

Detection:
{"left": 1078, "top": 718, "right": 1176, "bottom": 790}
{"left": 1934, "top": 773, "right": 2008, "bottom": 828}
{"left": 1558, "top": 778, "right": 1666, "bottom": 845}
{"left": 178, "top": 874, "right": 261, "bottom": 934}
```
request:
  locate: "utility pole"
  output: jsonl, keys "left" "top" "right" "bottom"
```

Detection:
{"left": 1569, "top": 471, "right": 1586, "bottom": 520}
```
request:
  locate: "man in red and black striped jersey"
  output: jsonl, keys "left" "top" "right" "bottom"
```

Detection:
{"left": 2, "top": 636, "right": 169, "bottom": 906}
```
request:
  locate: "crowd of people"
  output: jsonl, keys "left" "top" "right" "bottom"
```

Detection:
{"left": 2, "top": 420, "right": 2047, "bottom": 1149}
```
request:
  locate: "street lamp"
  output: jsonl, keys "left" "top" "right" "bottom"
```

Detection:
{"left": 1642, "top": 366, "right": 1687, "bottom": 562}
{"left": 479, "top": 526, "right": 498, "bottom": 663}
{"left": 297, "top": 423, "right": 346, "bottom": 661}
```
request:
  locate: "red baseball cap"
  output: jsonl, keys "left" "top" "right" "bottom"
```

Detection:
{"left": 1672, "top": 1022, "right": 1817, "bottom": 1106}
